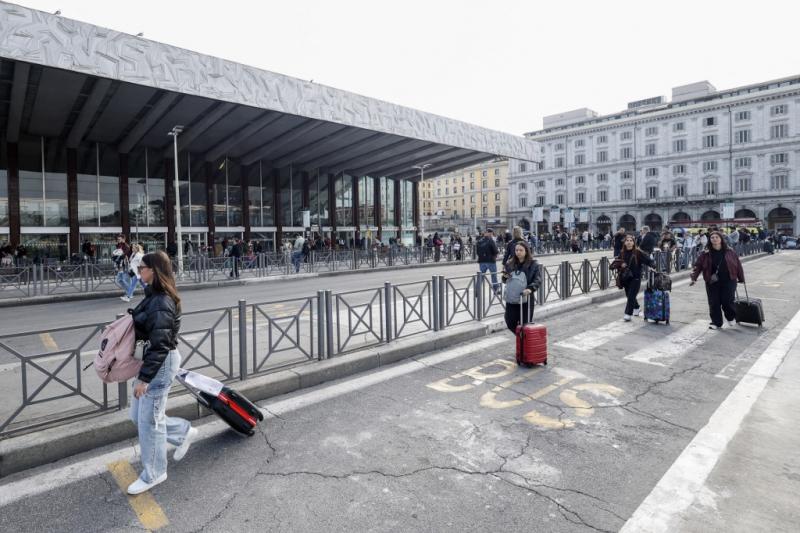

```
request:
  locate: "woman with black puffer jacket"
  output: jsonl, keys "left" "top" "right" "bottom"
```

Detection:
{"left": 127, "top": 251, "right": 197, "bottom": 495}
{"left": 611, "top": 235, "right": 654, "bottom": 322}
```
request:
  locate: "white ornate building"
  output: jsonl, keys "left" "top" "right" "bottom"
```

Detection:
{"left": 508, "top": 76, "right": 800, "bottom": 236}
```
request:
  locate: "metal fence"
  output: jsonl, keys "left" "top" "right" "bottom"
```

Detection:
{"left": 0, "top": 241, "right": 766, "bottom": 436}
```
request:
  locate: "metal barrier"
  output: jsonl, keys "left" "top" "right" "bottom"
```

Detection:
{"left": 0, "top": 241, "right": 770, "bottom": 436}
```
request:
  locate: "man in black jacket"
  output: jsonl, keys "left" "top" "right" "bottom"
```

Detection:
{"left": 638, "top": 225, "right": 659, "bottom": 255}
{"left": 229, "top": 237, "right": 242, "bottom": 279}
{"left": 612, "top": 228, "right": 626, "bottom": 257}
{"left": 476, "top": 228, "right": 500, "bottom": 291}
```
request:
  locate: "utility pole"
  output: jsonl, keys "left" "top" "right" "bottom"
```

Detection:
{"left": 168, "top": 125, "right": 184, "bottom": 278}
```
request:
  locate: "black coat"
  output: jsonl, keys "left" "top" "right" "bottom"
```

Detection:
{"left": 614, "top": 249, "right": 654, "bottom": 282}
{"left": 638, "top": 232, "right": 659, "bottom": 253}
{"left": 131, "top": 287, "right": 181, "bottom": 383}
{"left": 503, "top": 259, "right": 543, "bottom": 294}
{"left": 476, "top": 237, "right": 499, "bottom": 263}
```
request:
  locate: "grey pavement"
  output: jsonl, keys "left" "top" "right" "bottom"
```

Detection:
{"left": 0, "top": 252, "right": 797, "bottom": 532}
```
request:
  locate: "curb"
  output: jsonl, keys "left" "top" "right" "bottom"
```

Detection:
{"left": 0, "top": 251, "right": 767, "bottom": 477}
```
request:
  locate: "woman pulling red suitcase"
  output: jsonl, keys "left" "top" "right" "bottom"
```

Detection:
{"left": 502, "top": 242, "right": 547, "bottom": 366}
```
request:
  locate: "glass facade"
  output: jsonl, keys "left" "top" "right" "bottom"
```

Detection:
{"left": 0, "top": 141, "right": 8, "bottom": 227}
{"left": 129, "top": 148, "right": 166, "bottom": 227}
{"left": 178, "top": 152, "right": 208, "bottom": 227}
{"left": 247, "top": 162, "right": 274, "bottom": 227}
{"left": 336, "top": 174, "right": 354, "bottom": 226}
{"left": 381, "top": 177, "right": 395, "bottom": 227}
{"left": 77, "top": 144, "right": 120, "bottom": 227}
{"left": 358, "top": 176, "right": 374, "bottom": 225}
{"left": 308, "top": 170, "right": 329, "bottom": 226}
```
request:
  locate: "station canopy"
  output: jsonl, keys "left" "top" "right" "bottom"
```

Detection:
{"left": 0, "top": 2, "right": 538, "bottom": 180}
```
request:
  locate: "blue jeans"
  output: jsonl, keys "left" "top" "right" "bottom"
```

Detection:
{"left": 115, "top": 271, "right": 130, "bottom": 292}
{"left": 292, "top": 251, "right": 303, "bottom": 273}
{"left": 126, "top": 276, "right": 146, "bottom": 298}
{"left": 130, "top": 350, "right": 190, "bottom": 484}
{"left": 479, "top": 262, "right": 499, "bottom": 290}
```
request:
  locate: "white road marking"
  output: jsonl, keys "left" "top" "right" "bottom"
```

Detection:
{"left": 0, "top": 335, "right": 502, "bottom": 506}
{"left": 619, "top": 306, "right": 800, "bottom": 533}
{"left": 624, "top": 320, "right": 710, "bottom": 367}
{"left": 554, "top": 319, "right": 645, "bottom": 351}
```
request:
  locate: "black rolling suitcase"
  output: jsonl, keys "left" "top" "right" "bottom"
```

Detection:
{"left": 735, "top": 283, "right": 764, "bottom": 328}
{"left": 176, "top": 369, "right": 264, "bottom": 436}
{"left": 763, "top": 241, "right": 774, "bottom": 254}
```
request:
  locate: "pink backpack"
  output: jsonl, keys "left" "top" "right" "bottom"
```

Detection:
{"left": 92, "top": 314, "right": 143, "bottom": 384}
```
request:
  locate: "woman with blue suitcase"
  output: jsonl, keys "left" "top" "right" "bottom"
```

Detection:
{"left": 689, "top": 231, "right": 746, "bottom": 330}
{"left": 611, "top": 235, "right": 654, "bottom": 322}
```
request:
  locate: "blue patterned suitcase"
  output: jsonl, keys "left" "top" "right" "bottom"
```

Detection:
{"left": 644, "top": 288, "right": 670, "bottom": 324}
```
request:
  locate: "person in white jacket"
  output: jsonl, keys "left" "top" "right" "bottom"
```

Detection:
{"left": 121, "top": 244, "right": 146, "bottom": 302}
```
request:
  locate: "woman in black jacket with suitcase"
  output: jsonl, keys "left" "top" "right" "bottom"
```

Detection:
{"left": 502, "top": 241, "right": 542, "bottom": 332}
{"left": 611, "top": 235, "right": 654, "bottom": 321}
{"left": 689, "top": 231, "right": 745, "bottom": 330}
{"left": 127, "top": 251, "right": 197, "bottom": 495}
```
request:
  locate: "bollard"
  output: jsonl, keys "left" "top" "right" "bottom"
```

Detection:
{"left": 438, "top": 275, "right": 446, "bottom": 329}
{"left": 432, "top": 276, "right": 440, "bottom": 331}
{"left": 384, "top": 282, "right": 393, "bottom": 343}
{"left": 325, "top": 289, "right": 334, "bottom": 358}
{"left": 599, "top": 256, "right": 610, "bottom": 290}
{"left": 581, "top": 259, "right": 591, "bottom": 294}
{"left": 317, "top": 290, "right": 326, "bottom": 360}
{"left": 536, "top": 275, "right": 545, "bottom": 305}
{"left": 474, "top": 272, "right": 484, "bottom": 321}
{"left": 238, "top": 299, "right": 248, "bottom": 380}
{"left": 560, "top": 261, "right": 571, "bottom": 299}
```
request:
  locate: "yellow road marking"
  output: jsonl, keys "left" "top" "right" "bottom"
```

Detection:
{"left": 426, "top": 359, "right": 518, "bottom": 392}
{"left": 480, "top": 373, "right": 571, "bottom": 409}
{"left": 40, "top": 333, "right": 58, "bottom": 351}
{"left": 107, "top": 461, "right": 169, "bottom": 531}
{"left": 523, "top": 410, "right": 575, "bottom": 429}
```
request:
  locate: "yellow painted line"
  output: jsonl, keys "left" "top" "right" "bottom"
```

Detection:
{"left": 39, "top": 332, "right": 58, "bottom": 351}
{"left": 107, "top": 461, "right": 169, "bottom": 531}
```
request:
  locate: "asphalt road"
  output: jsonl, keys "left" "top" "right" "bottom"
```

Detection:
{"left": 0, "top": 252, "right": 796, "bottom": 532}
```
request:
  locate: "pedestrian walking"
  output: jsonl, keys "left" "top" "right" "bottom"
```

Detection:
{"left": 612, "top": 228, "right": 626, "bottom": 257}
{"left": 121, "top": 244, "right": 146, "bottom": 302}
{"left": 433, "top": 232, "right": 443, "bottom": 262}
{"left": 476, "top": 228, "right": 500, "bottom": 292}
{"left": 291, "top": 234, "right": 305, "bottom": 273}
{"left": 113, "top": 234, "right": 132, "bottom": 294}
{"left": 610, "top": 235, "right": 654, "bottom": 321}
{"left": 502, "top": 226, "right": 525, "bottom": 265}
{"left": 127, "top": 251, "right": 196, "bottom": 495}
{"left": 502, "top": 241, "right": 542, "bottom": 332}
{"left": 452, "top": 233, "right": 463, "bottom": 261}
{"left": 637, "top": 225, "right": 658, "bottom": 255}
{"left": 689, "top": 231, "right": 745, "bottom": 330}
{"left": 229, "top": 237, "right": 242, "bottom": 278}
{"left": 82, "top": 238, "right": 96, "bottom": 264}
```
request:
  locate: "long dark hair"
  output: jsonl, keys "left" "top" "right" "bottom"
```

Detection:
{"left": 621, "top": 234, "right": 641, "bottom": 265}
{"left": 506, "top": 241, "right": 533, "bottom": 271}
{"left": 141, "top": 251, "right": 181, "bottom": 312}
{"left": 706, "top": 231, "right": 729, "bottom": 252}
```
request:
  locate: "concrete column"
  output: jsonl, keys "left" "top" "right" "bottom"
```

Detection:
{"left": 241, "top": 165, "right": 251, "bottom": 242}
{"left": 164, "top": 160, "right": 175, "bottom": 247}
{"left": 119, "top": 153, "right": 130, "bottom": 238}
{"left": 327, "top": 172, "right": 337, "bottom": 233}
{"left": 272, "top": 168, "right": 282, "bottom": 246}
{"left": 352, "top": 174, "right": 360, "bottom": 230}
{"left": 394, "top": 178, "right": 401, "bottom": 233}
{"left": 374, "top": 176, "right": 381, "bottom": 240}
{"left": 7, "top": 142, "right": 20, "bottom": 247}
{"left": 67, "top": 148, "right": 79, "bottom": 254}
{"left": 412, "top": 180, "right": 420, "bottom": 236}
{"left": 205, "top": 161, "right": 215, "bottom": 248}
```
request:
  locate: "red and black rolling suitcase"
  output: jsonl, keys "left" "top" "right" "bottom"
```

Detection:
{"left": 176, "top": 369, "right": 264, "bottom": 436}
{"left": 515, "top": 295, "right": 548, "bottom": 366}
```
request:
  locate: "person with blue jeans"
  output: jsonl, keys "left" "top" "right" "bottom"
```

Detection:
{"left": 121, "top": 243, "right": 146, "bottom": 302}
{"left": 127, "top": 251, "right": 197, "bottom": 495}
{"left": 476, "top": 228, "right": 500, "bottom": 292}
{"left": 113, "top": 234, "right": 131, "bottom": 294}
{"left": 291, "top": 235, "right": 305, "bottom": 273}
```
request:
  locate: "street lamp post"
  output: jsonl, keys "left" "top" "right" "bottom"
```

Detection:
{"left": 412, "top": 163, "right": 432, "bottom": 238}
{"left": 168, "top": 125, "right": 184, "bottom": 278}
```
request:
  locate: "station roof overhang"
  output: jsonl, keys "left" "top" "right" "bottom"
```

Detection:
{"left": 0, "top": 1, "right": 538, "bottom": 181}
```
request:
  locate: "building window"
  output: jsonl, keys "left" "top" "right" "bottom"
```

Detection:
{"left": 482, "top": 206, "right": 488, "bottom": 217}
{"left": 536, "top": 196, "right": 545, "bottom": 206}
{"left": 436, "top": 189, "right": 441, "bottom": 196}
{"left": 537, "top": 181, "right": 545, "bottom": 188}
{"left": 470, "top": 182, "right": 474, "bottom": 190}
{"left": 647, "top": 186, "right": 658, "bottom": 199}
{"left": 620, "top": 170, "right": 633, "bottom": 180}
{"left": 555, "top": 157, "right": 565, "bottom": 168}
{"left": 519, "top": 196, "right": 527, "bottom": 208}
{"left": 576, "top": 192, "right": 585, "bottom": 204}
{"left": 620, "top": 131, "right": 632, "bottom": 140}
{"left": 673, "top": 183, "right": 686, "bottom": 197}
{"left": 482, "top": 170, "right": 488, "bottom": 178}
{"left": 574, "top": 154, "right": 585, "bottom": 165}
{"left": 645, "top": 143, "right": 656, "bottom": 156}
{"left": 556, "top": 194, "right": 565, "bottom": 204}
{"left": 735, "top": 110, "right": 751, "bottom": 121}
{"left": 703, "top": 180, "right": 717, "bottom": 195}
{"left": 645, "top": 167, "right": 658, "bottom": 177}
{"left": 494, "top": 168, "right": 500, "bottom": 176}
{"left": 575, "top": 175, "right": 585, "bottom": 185}
{"left": 495, "top": 205, "right": 500, "bottom": 217}
{"left": 470, "top": 195, "right": 475, "bottom": 204}
{"left": 494, "top": 193, "right": 500, "bottom": 201}
{"left": 598, "top": 190, "right": 608, "bottom": 202}
{"left": 673, "top": 164, "right": 686, "bottom": 176}
{"left": 574, "top": 139, "right": 585, "bottom": 147}
{"left": 437, "top": 201, "right": 441, "bottom": 207}
{"left": 735, "top": 129, "right": 751, "bottom": 144}
{"left": 461, "top": 186, "right": 465, "bottom": 193}
{"left": 470, "top": 207, "right": 475, "bottom": 216}
{"left": 445, "top": 187, "right": 448, "bottom": 195}
{"left": 519, "top": 182, "right": 527, "bottom": 190}
{"left": 555, "top": 143, "right": 564, "bottom": 151}
{"left": 770, "top": 153, "right": 788, "bottom": 165}
{"left": 620, "top": 147, "right": 633, "bottom": 159}
{"left": 702, "top": 161, "right": 718, "bottom": 172}
{"left": 597, "top": 135, "right": 608, "bottom": 144}
{"left": 703, "top": 117, "right": 716, "bottom": 127}
{"left": 735, "top": 177, "right": 751, "bottom": 192}
{"left": 482, "top": 180, "right": 488, "bottom": 189}
{"left": 597, "top": 173, "right": 608, "bottom": 182}
{"left": 519, "top": 163, "right": 526, "bottom": 172}
{"left": 621, "top": 187, "right": 632, "bottom": 200}
{"left": 735, "top": 157, "right": 751, "bottom": 169}
{"left": 771, "top": 104, "right": 788, "bottom": 116}
{"left": 469, "top": 172, "right": 474, "bottom": 178}
{"left": 771, "top": 173, "right": 788, "bottom": 190}
{"left": 597, "top": 150, "right": 608, "bottom": 162}
{"left": 556, "top": 178, "right": 564, "bottom": 186}
{"left": 673, "top": 122, "right": 685, "bottom": 132}
{"left": 445, "top": 200, "right": 449, "bottom": 207}
{"left": 673, "top": 139, "right": 686, "bottom": 152}
{"left": 703, "top": 135, "right": 717, "bottom": 148}
{"left": 771, "top": 124, "right": 789, "bottom": 139}
{"left": 645, "top": 126, "right": 658, "bottom": 136}
{"left": 482, "top": 194, "right": 488, "bottom": 202}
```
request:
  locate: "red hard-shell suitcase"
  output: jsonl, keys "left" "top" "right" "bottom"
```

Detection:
{"left": 515, "top": 295, "right": 547, "bottom": 366}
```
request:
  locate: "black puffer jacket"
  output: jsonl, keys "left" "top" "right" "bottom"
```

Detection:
{"left": 131, "top": 287, "right": 181, "bottom": 383}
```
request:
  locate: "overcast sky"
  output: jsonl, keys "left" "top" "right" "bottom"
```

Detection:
{"left": 18, "top": 0, "right": 800, "bottom": 136}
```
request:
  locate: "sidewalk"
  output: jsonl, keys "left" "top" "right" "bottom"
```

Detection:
{"left": 672, "top": 333, "right": 800, "bottom": 532}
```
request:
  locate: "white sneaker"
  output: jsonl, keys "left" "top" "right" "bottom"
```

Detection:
{"left": 633, "top": 309, "right": 642, "bottom": 317}
{"left": 120, "top": 296, "right": 131, "bottom": 302}
{"left": 173, "top": 427, "right": 198, "bottom": 462}
{"left": 127, "top": 472, "right": 167, "bottom": 495}
{"left": 727, "top": 320, "right": 737, "bottom": 328}
{"left": 623, "top": 314, "right": 632, "bottom": 322}
{"left": 708, "top": 324, "right": 721, "bottom": 330}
